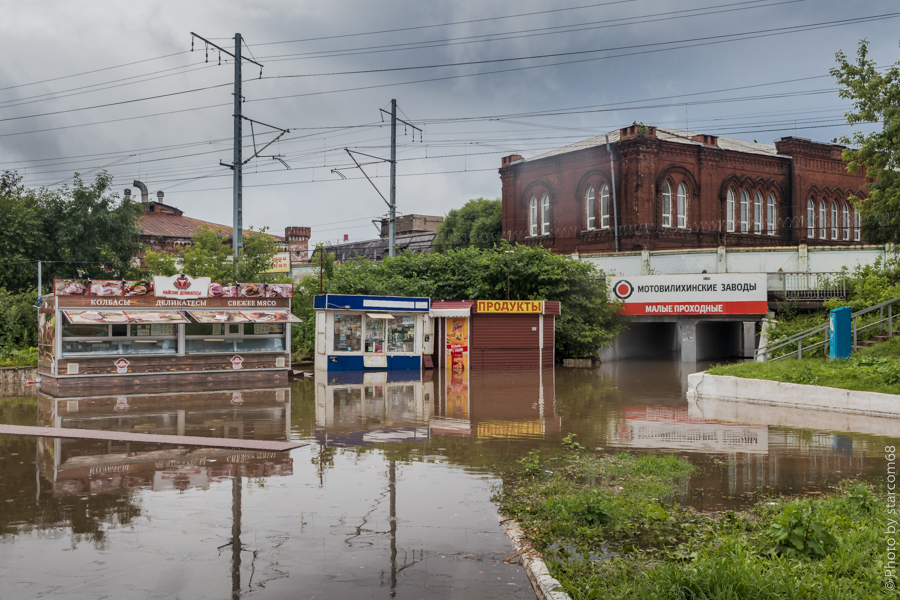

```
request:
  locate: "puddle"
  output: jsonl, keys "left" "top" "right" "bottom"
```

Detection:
{"left": 0, "top": 359, "right": 896, "bottom": 598}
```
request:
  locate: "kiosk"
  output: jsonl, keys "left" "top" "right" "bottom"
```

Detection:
{"left": 313, "top": 294, "right": 432, "bottom": 372}
{"left": 38, "top": 274, "right": 301, "bottom": 396}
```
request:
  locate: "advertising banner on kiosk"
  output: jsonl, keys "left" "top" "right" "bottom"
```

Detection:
{"left": 610, "top": 273, "right": 767, "bottom": 316}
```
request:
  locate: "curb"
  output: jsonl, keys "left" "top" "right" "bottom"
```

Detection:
{"left": 500, "top": 518, "right": 571, "bottom": 600}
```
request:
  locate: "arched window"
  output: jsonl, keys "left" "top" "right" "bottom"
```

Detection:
{"left": 842, "top": 203, "right": 850, "bottom": 241}
{"left": 529, "top": 195, "right": 538, "bottom": 237}
{"left": 831, "top": 201, "right": 838, "bottom": 240}
{"left": 585, "top": 186, "right": 595, "bottom": 230}
{"left": 677, "top": 183, "right": 688, "bottom": 229}
{"left": 740, "top": 190, "right": 749, "bottom": 233}
{"left": 807, "top": 199, "right": 815, "bottom": 238}
{"left": 753, "top": 192, "right": 762, "bottom": 234}
{"left": 600, "top": 184, "right": 610, "bottom": 229}
{"left": 819, "top": 201, "right": 826, "bottom": 239}
{"left": 662, "top": 181, "right": 672, "bottom": 228}
{"left": 854, "top": 209, "right": 861, "bottom": 241}
{"left": 727, "top": 188, "right": 735, "bottom": 232}
{"left": 767, "top": 193, "right": 775, "bottom": 235}
{"left": 541, "top": 193, "right": 550, "bottom": 235}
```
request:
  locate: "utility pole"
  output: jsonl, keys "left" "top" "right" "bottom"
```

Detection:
{"left": 389, "top": 99, "right": 397, "bottom": 259}
{"left": 233, "top": 34, "right": 243, "bottom": 257}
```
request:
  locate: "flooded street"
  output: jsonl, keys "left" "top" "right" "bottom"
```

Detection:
{"left": 1, "top": 359, "right": 897, "bottom": 599}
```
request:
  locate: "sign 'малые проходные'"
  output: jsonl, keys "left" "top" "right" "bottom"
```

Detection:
{"left": 610, "top": 274, "right": 767, "bottom": 316}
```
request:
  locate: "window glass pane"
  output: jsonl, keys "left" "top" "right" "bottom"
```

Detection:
{"left": 120, "top": 339, "right": 177, "bottom": 355}
{"left": 727, "top": 189, "right": 735, "bottom": 232}
{"left": 767, "top": 194, "right": 775, "bottom": 235}
{"left": 529, "top": 196, "right": 537, "bottom": 236}
{"left": 333, "top": 314, "right": 362, "bottom": 353}
{"left": 541, "top": 194, "right": 550, "bottom": 235}
{"left": 388, "top": 316, "right": 416, "bottom": 353}
{"left": 831, "top": 202, "right": 838, "bottom": 239}
{"left": 130, "top": 324, "right": 177, "bottom": 337}
{"left": 819, "top": 202, "right": 826, "bottom": 239}
{"left": 586, "top": 186, "right": 594, "bottom": 229}
{"left": 740, "top": 191, "right": 749, "bottom": 232}
{"left": 600, "top": 184, "right": 609, "bottom": 228}
{"left": 662, "top": 182, "right": 671, "bottom": 227}
{"left": 62, "top": 340, "right": 119, "bottom": 356}
{"left": 753, "top": 192, "right": 762, "bottom": 234}
{"left": 365, "top": 318, "right": 386, "bottom": 353}
{"left": 807, "top": 199, "right": 815, "bottom": 238}
{"left": 112, "top": 324, "right": 128, "bottom": 337}
{"left": 677, "top": 183, "right": 687, "bottom": 229}
{"left": 235, "top": 337, "right": 285, "bottom": 352}
{"left": 842, "top": 205, "right": 849, "bottom": 240}
{"left": 186, "top": 338, "right": 233, "bottom": 353}
{"left": 186, "top": 323, "right": 225, "bottom": 336}
{"left": 62, "top": 324, "right": 108, "bottom": 338}
{"left": 245, "top": 323, "right": 286, "bottom": 336}
{"left": 855, "top": 211, "right": 861, "bottom": 241}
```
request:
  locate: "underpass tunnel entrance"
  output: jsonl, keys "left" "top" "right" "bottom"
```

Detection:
{"left": 599, "top": 321, "right": 678, "bottom": 361}
{"left": 601, "top": 318, "right": 759, "bottom": 362}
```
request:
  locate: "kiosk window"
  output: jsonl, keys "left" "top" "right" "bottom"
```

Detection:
{"left": 62, "top": 322, "right": 176, "bottom": 356}
{"left": 185, "top": 321, "right": 284, "bottom": 354}
{"left": 333, "top": 314, "right": 361, "bottom": 352}
{"left": 365, "top": 318, "right": 385, "bottom": 354}
{"left": 388, "top": 316, "right": 416, "bottom": 353}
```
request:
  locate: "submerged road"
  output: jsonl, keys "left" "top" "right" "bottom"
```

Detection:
{"left": 0, "top": 424, "right": 307, "bottom": 451}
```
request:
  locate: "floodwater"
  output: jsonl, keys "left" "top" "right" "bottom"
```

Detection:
{"left": 0, "top": 359, "right": 897, "bottom": 599}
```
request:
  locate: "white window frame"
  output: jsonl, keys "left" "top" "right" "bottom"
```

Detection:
{"left": 529, "top": 195, "right": 538, "bottom": 237}
{"left": 726, "top": 188, "right": 735, "bottom": 232}
{"left": 677, "top": 183, "right": 688, "bottom": 229}
{"left": 662, "top": 181, "right": 672, "bottom": 228}
{"left": 600, "top": 184, "right": 610, "bottom": 229}
{"left": 767, "top": 193, "right": 776, "bottom": 235}
{"left": 854, "top": 209, "right": 861, "bottom": 241}
{"left": 740, "top": 190, "right": 749, "bottom": 233}
{"left": 541, "top": 193, "right": 550, "bottom": 236}
{"left": 807, "top": 199, "right": 815, "bottom": 238}
{"left": 585, "top": 186, "right": 595, "bottom": 230}
{"left": 842, "top": 203, "right": 850, "bottom": 241}
{"left": 819, "top": 201, "right": 826, "bottom": 239}
{"left": 831, "top": 201, "right": 838, "bottom": 240}
{"left": 753, "top": 192, "right": 762, "bottom": 234}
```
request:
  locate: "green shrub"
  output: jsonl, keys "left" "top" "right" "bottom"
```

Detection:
{"left": 767, "top": 503, "right": 837, "bottom": 559}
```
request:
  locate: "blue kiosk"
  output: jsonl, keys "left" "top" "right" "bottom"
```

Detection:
{"left": 313, "top": 294, "right": 433, "bottom": 371}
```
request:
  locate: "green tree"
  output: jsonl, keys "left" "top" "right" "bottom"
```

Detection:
{"left": 831, "top": 39, "right": 900, "bottom": 243}
{"left": 434, "top": 197, "right": 502, "bottom": 250}
{"left": 310, "top": 242, "right": 621, "bottom": 358}
{"left": 142, "top": 226, "right": 279, "bottom": 281}
{"left": 0, "top": 170, "right": 143, "bottom": 293}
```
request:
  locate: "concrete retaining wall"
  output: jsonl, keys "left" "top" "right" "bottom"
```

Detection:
{"left": 0, "top": 366, "right": 38, "bottom": 384}
{"left": 687, "top": 372, "right": 900, "bottom": 418}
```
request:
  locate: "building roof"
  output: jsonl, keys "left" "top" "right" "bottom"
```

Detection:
{"left": 524, "top": 126, "right": 787, "bottom": 163}
{"left": 138, "top": 205, "right": 284, "bottom": 241}
{"left": 312, "top": 231, "right": 437, "bottom": 262}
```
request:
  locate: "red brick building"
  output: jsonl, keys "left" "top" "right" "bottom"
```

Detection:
{"left": 499, "top": 125, "right": 868, "bottom": 253}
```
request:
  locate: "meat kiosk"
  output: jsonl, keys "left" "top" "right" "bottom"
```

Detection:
{"left": 38, "top": 275, "right": 301, "bottom": 395}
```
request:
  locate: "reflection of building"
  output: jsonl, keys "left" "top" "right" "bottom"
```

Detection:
{"left": 608, "top": 406, "right": 768, "bottom": 454}
{"left": 314, "top": 368, "right": 559, "bottom": 443}
{"left": 36, "top": 388, "right": 293, "bottom": 495}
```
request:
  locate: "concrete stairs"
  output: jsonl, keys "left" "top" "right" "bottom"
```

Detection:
{"left": 858, "top": 330, "right": 900, "bottom": 348}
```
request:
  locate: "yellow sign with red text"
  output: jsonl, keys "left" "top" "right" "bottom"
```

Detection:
{"left": 476, "top": 300, "right": 543, "bottom": 314}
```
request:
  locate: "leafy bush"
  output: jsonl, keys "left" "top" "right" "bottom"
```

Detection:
{"left": 0, "top": 347, "right": 38, "bottom": 367}
{"left": 767, "top": 503, "right": 837, "bottom": 559}
{"left": 0, "top": 288, "right": 38, "bottom": 352}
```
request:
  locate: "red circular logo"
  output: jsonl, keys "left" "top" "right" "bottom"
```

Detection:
{"left": 613, "top": 280, "right": 634, "bottom": 299}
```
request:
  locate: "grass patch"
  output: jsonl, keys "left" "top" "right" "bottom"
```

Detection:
{"left": 708, "top": 338, "right": 900, "bottom": 395}
{"left": 0, "top": 347, "right": 37, "bottom": 368}
{"left": 497, "top": 447, "right": 891, "bottom": 599}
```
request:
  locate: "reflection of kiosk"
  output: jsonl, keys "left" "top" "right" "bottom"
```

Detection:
{"left": 38, "top": 275, "right": 302, "bottom": 396}
{"left": 315, "top": 371, "right": 432, "bottom": 446}
{"left": 313, "top": 294, "right": 431, "bottom": 372}
{"left": 36, "top": 387, "right": 293, "bottom": 495}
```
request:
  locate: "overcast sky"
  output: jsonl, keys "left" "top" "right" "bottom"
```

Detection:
{"left": 0, "top": 0, "right": 897, "bottom": 249}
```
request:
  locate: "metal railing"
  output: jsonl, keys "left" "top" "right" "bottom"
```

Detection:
{"left": 767, "top": 271, "right": 847, "bottom": 301}
{"left": 757, "top": 294, "right": 900, "bottom": 362}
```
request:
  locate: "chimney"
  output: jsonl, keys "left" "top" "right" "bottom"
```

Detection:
{"left": 501, "top": 154, "right": 523, "bottom": 167}
{"left": 619, "top": 124, "right": 657, "bottom": 140}
{"left": 343, "top": 234, "right": 349, "bottom": 242}
{"left": 132, "top": 180, "right": 149, "bottom": 203}
{"left": 690, "top": 134, "right": 718, "bottom": 147}
{"left": 157, "top": 190, "right": 165, "bottom": 202}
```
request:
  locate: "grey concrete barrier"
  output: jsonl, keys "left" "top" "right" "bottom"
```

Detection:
{"left": 687, "top": 372, "right": 900, "bottom": 418}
